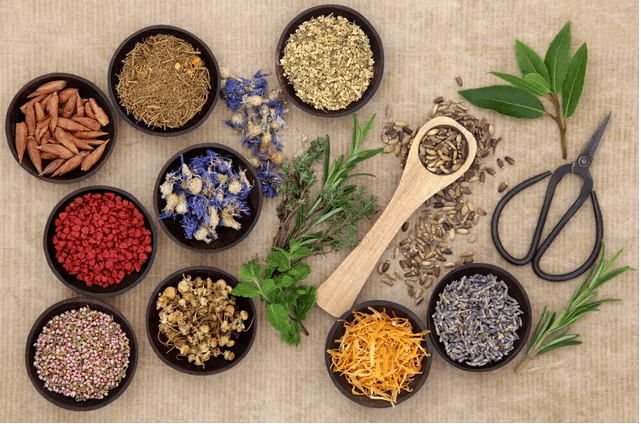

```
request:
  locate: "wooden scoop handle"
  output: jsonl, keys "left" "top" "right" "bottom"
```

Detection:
{"left": 316, "top": 117, "right": 477, "bottom": 317}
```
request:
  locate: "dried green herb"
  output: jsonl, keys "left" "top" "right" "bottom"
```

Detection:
{"left": 459, "top": 22, "right": 588, "bottom": 159}
{"left": 116, "top": 34, "right": 211, "bottom": 129}
{"left": 515, "top": 242, "right": 634, "bottom": 372}
{"left": 231, "top": 114, "right": 383, "bottom": 345}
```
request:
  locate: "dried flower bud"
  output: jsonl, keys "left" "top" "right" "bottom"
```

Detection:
{"left": 220, "top": 67, "right": 231, "bottom": 79}
{"left": 240, "top": 310, "right": 249, "bottom": 320}
{"left": 228, "top": 180, "right": 243, "bottom": 195}
{"left": 179, "top": 345, "right": 190, "bottom": 355}
{"left": 183, "top": 177, "right": 203, "bottom": 194}
{"left": 163, "top": 286, "right": 177, "bottom": 299}
{"left": 181, "top": 163, "right": 193, "bottom": 179}
{"left": 175, "top": 194, "right": 188, "bottom": 215}
{"left": 177, "top": 279, "right": 190, "bottom": 293}
{"left": 178, "top": 298, "right": 187, "bottom": 308}
{"left": 225, "top": 305, "right": 235, "bottom": 316}
{"left": 223, "top": 350, "right": 235, "bottom": 361}
{"left": 244, "top": 95, "right": 264, "bottom": 107}
{"left": 200, "top": 325, "right": 210, "bottom": 334}
{"left": 163, "top": 192, "right": 180, "bottom": 213}
{"left": 226, "top": 340, "right": 235, "bottom": 347}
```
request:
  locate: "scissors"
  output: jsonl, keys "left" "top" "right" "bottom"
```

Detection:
{"left": 491, "top": 112, "right": 611, "bottom": 282}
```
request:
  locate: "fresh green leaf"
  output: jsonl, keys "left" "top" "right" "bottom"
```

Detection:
{"left": 524, "top": 73, "right": 551, "bottom": 93}
{"left": 282, "top": 322, "right": 302, "bottom": 346}
{"left": 536, "top": 340, "right": 582, "bottom": 356}
{"left": 287, "top": 262, "right": 311, "bottom": 281}
{"left": 238, "top": 260, "right": 260, "bottom": 284}
{"left": 267, "top": 249, "right": 290, "bottom": 272}
{"left": 515, "top": 40, "right": 550, "bottom": 84}
{"left": 261, "top": 279, "right": 276, "bottom": 296}
{"left": 275, "top": 274, "right": 295, "bottom": 288}
{"left": 459, "top": 85, "right": 546, "bottom": 119}
{"left": 490, "top": 72, "right": 549, "bottom": 96}
{"left": 295, "top": 286, "right": 317, "bottom": 321}
{"left": 266, "top": 303, "right": 291, "bottom": 335}
{"left": 562, "top": 43, "right": 588, "bottom": 118}
{"left": 230, "top": 281, "right": 260, "bottom": 298}
{"left": 545, "top": 22, "right": 572, "bottom": 93}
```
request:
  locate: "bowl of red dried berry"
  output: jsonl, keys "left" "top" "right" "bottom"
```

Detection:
{"left": 26, "top": 297, "right": 138, "bottom": 411}
{"left": 43, "top": 185, "right": 157, "bottom": 297}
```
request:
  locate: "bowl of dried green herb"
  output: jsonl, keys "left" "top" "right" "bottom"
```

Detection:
{"left": 108, "top": 25, "right": 220, "bottom": 136}
{"left": 427, "top": 263, "right": 532, "bottom": 372}
{"left": 6, "top": 72, "right": 117, "bottom": 183}
{"left": 25, "top": 297, "right": 138, "bottom": 411}
{"left": 276, "top": 5, "right": 384, "bottom": 117}
{"left": 153, "top": 143, "right": 263, "bottom": 252}
{"left": 146, "top": 266, "right": 257, "bottom": 375}
{"left": 325, "top": 300, "right": 432, "bottom": 408}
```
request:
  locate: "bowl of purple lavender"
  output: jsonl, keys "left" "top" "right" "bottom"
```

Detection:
{"left": 153, "top": 143, "right": 263, "bottom": 252}
{"left": 25, "top": 298, "right": 137, "bottom": 410}
{"left": 427, "top": 263, "right": 532, "bottom": 372}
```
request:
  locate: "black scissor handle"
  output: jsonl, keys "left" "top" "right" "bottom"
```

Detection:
{"left": 491, "top": 166, "right": 603, "bottom": 282}
{"left": 532, "top": 191, "right": 603, "bottom": 281}
{"left": 491, "top": 171, "right": 552, "bottom": 265}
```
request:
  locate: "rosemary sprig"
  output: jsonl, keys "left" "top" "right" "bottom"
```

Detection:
{"left": 515, "top": 242, "right": 634, "bottom": 372}
{"left": 232, "top": 114, "right": 383, "bottom": 346}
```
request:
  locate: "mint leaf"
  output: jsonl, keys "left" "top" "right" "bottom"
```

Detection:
{"left": 282, "top": 322, "right": 301, "bottom": 346}
{"left": 275, "top": 274, "right": 295, "bottom": 288}
{"left": 238, "top": 260, "right": 260, "bottom": 284}
{"left": 490, "top": 72, "right": 549, "bottom": 96}
{"left": 295, "top": 286, "right": 317, "bottom": 321}
{"left": 515, "top": 40, "right": 550, "bottom": 84}
{"left": 545, "top": 22, "right": 572, "bottom": 93}
{"left": 458, "top": 85, "right": 546, "bottom": 119}
{"left": 290, "top": 245, "right": 311, "bottom": 261}
{"left": 562, "top": 43, "right": 588, "bottom": 118}
{"left": 261, "top": 279, "right": 276, "bottom": 297}
{"left": 287, "top": 263, "right": 311, "bottom": 281}
{"left": 268, "top": 248, "right": 290, "bottom": 272}
{"left": 230, "top": 281, "right": 260, "bottom": 298}
{"left": 266, "top": 303, "right": 291, "bottom": 335}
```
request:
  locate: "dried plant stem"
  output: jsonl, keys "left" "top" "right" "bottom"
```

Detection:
{"left": 546, "top": 93, "right": 568, "bottom": 159}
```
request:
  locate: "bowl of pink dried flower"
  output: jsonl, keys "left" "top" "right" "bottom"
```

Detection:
{"left": 25, "top": 297, "right": 138, "bottom": 411}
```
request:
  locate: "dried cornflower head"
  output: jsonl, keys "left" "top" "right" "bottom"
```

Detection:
{"left": 157, "top": 275, "right": 250, "bottom": 367}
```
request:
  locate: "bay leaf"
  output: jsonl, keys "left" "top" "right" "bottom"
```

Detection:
{"left": 458, "top": 85, "right": 546, "bottom": 119}
{"left": 515, "top": 40, "right": 550, "bottom": 84}
{"left": 545, "top": 22, "right": 572, "bottom": 93}
{"left": 562, "top": 43, "right": 588, "bottom": 118}
{"left": 490, "top": 72, "right": 549, "bottom": 96}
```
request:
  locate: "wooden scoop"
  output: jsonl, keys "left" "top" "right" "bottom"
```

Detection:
{"left": 316, "top": 116, "right": 478, "bottom": 317}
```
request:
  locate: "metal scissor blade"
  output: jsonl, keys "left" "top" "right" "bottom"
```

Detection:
{"left": 576, "top": 112, "right": 612, "bottom": 167}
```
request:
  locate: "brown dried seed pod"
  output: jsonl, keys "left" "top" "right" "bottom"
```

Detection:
{"left": 34, "top": 100, "right": 45, "bottom": 122}
{"left": 75, "top": 94, "right": 85, "bottom": 117}
{"left": 28, "top": 80, "right": 66, "bottom": 98}
{"left": 57, "top": 117, "right": 90, "bottom": 132}
{"left": 71, "top": 116, "right": 101, "bottom": 131}
{"left": 73, "top": 130, "right": 108, "bottom": 138}
{"left": 47, "top": 92, "right": 59, "bottom": 132}
{"left": 26, "top": 136, "right": 42, "bottom": 174}
{"left": 15, "top": 122, "right": 27, "bottom": 163}
{"left": 52, "top": 154, "right": 84, "bottom": 177}
{"left": 53, "top": 127, "right": 80, "bottom": 155}
{"left": 89, "top": 98, "right": 110, "bottom": 126}
{"left": 37, "top": 143, "right": 74, "bottom": 159}
{"left": 58, "top": 88, "right": 76, "bottom": 104}
{"left": 24, "top": 102, "right": 36, "bottom": 136}
{"left": 81, "top": 142, "right": 107, "bottom": 171}
{"left": 39, "top": 158, "right": 65, "bottom": 176}
{"left": 61, "top": 91, "right": 77, "bottom": 119}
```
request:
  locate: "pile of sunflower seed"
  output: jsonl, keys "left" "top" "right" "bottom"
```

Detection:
{"left": 378, "top": 95, "right": 516, "bottom": 304}
{"left": 432, "top": 273, "right": 523, "bottom": 366}
{"left": 418, "top": 126, "right": 468, "bottom": 175}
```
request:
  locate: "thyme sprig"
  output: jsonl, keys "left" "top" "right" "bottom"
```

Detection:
{"left": 232, "top": 114, "right": 383, "bottom": 345}
{"left": 515, "top": 242, "right": 634, "bottom": 372}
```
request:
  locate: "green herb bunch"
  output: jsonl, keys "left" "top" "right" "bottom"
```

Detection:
{"left": 459, "top": 22, "right": 587, "bottom": 159}
{"left": 231, "top": 114, "right": 383, "bottom": 345}
{"left": 515, "top": 242, "right": 634, "bottom": 372}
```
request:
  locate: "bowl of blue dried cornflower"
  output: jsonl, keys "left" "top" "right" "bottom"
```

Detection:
{"left": 427, "top": 263, "right": 532, "bottom": 372}
{"left": 153, "top": 143, "right": 263, "bottom": 252}
{"left": 276, "top": 5, "right": 384, "bottom": 117}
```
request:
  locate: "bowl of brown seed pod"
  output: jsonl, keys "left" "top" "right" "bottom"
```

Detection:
{"left": 5, "top": 73, "right": 117, "bottom": 183}
{"left": 108, "top": 25, "right": 220, "bottom": 136}
{"left": 276, "top": 5, "right": 384, "bottom": 117}
{"left": 146, "top": 266, "right": 257, "bottom": 375}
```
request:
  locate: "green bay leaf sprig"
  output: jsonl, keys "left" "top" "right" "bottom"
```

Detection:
{"left": 459, "top": 22, "right": 588, "bottom": 159}
{"left": 515, "top": 242, "right": 634, "bottom": 372}
{"left": 231, "top": 115, "right": 383, "bottom": 346}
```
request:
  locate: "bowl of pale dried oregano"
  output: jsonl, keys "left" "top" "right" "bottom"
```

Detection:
{"left": 276, "top": 5, "right": 384, "bottom": 117}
